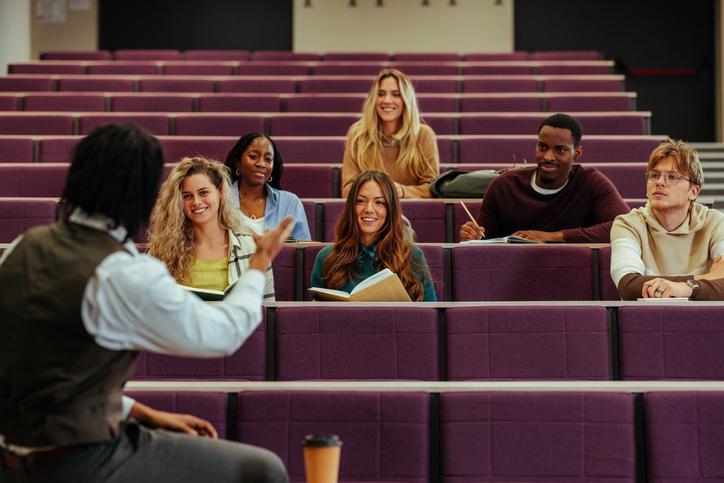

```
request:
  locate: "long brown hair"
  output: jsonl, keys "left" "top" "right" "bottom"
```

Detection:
{"left": 322, "top": 170, "right": 427, "bottom": 301}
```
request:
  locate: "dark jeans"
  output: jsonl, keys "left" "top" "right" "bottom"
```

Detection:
{"left": 0, "top": 422, "right": 289, "bottom": 483}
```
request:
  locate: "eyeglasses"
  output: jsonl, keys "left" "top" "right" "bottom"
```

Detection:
{"left": 645, "top": 171, "right": 691, "bottom": 185}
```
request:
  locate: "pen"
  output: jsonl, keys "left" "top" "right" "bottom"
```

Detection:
{"left": 459, "top": 200, "right": 484, "bottom": 239}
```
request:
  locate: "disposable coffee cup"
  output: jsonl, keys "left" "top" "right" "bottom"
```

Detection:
{"left": 303, "top": 434, "right": 342, "bottom": 483}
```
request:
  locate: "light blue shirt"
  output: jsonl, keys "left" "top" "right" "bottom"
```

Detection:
{"left": 231, "top": 181, "right": 311, "bottom": 241}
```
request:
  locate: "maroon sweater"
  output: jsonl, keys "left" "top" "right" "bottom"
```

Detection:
{"left": 476, "top": 164, "right": 630, "bottom": 243}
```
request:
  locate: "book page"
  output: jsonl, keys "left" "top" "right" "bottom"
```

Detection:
{"left": 308, "top": 287, "right": 352, "bottom": 301}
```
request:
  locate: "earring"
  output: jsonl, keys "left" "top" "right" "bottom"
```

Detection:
{"left": 235, "top": 168, "right": 241, "bottom": 176}
{"left": 267, "top": 175, "right": 273, "bottom": 183}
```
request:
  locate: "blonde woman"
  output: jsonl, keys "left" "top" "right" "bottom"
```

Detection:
{"left": 342, "top": 68, "right": 440, "bottom": 198}
{"left": 148, "top": 157, "right": 275, "bottom": 300}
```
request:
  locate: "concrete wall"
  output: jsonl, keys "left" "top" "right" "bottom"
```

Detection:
{"left": 293, "top": 0, "right": 514, "bottom": 53}
{"left": 0, "top": 0, "right": 31, "bottom": 73}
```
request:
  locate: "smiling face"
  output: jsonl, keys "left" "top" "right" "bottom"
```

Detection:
{"left": 354, "top": 180, "right": 388, "bottom": 246}
{"left": 647, "top": 156, "right": 700, "bottom": 214}
{"left": 236, "top": 136, "right": 274, "bottom": 188}
{"left": 534, "top": 125, "right": 582, "bottom": 189}
{"left": 181, "top": 172, "right": 221, "bottom": 228}
{"left": 375, "top": 76, "right": 405, "bottom": 133}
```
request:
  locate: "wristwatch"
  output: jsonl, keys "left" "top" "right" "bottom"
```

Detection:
{"left": 686, "top": 279, "right": 700, "bottom": 300}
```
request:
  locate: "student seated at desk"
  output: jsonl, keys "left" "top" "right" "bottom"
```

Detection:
{"left": 311, "top": 170, "right": 437, "bottom": 301}
{"left": 148, "top": 156, "right": 275, "bottom": 299}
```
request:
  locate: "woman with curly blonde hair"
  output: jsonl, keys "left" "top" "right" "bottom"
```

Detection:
{"left": 148, "top": 157, "right": 275, "bottom": 299}
{"left": 310, "top": 170, "right": 436, "bottom": 301}
{"left": 342, "top": 68, "right": 440, "bottom": 199}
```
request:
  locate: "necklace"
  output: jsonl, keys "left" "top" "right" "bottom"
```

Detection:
{"left": 239, "top": 193, "right": 265, "bottom": 220}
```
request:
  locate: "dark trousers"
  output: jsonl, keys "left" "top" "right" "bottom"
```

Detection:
{"left": 0, "top": 422, "right": 289, "bottom": 483}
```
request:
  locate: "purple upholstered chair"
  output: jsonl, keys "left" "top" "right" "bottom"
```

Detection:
{"left": 391, "top": 63, "right": 458, "bottom": 75}
{"left": 299, "top": 78, "right": 373, "bottom": 93}
{"left": 312, "top": 64, "right": 384, "bottom": 76}
{"left": 138, "top": 320, "right": 266, "bottom": 381}
{"left": 282, "top": 164, "right": 337, "bottom": 198}
{"left": 0, "top": 198, "right": 57, "bottom": 242}
{"left": 23, "top": 93, "right": 106, "bottom": 112}
{"left": 284, "top": 94, "right": 367, "bottom": 113}
{"left": 38, "top": 136, "right": 82, "bottom": 162}
{"left": 451, "top": 245, "right": 594, "bottom": 301}
{"left": 457, "top": 136, "right": 533, "bottom": 164}
{"left": 645, "top": 392, "right": 724, "bottom": 482}
{"left": 543, "top": 78, "right": 623, "bottom": 92}
{"left": 0, "top": 137, "right": 34, "bottom": 163}
{"left": 0, "top": 114, "right": 74, "bottom": 135}
{"left": 173, "top": 115, "right": 265, "bottom": 136}
{"left": 412, "top": 78, "right": 458, "bottom": 93}
{"left": 111, "top": 94, "right": 195, "bottom": 112}
{"left": 577, "top": 138, "right": 661, "bottom": 162}
{"left": 462, "top": 78, "right": 539, "bottom": 93}
{"left": 593, "top": 163, "right": 646, "bottom": 198}
{"left": 0, "top": 77, "right": 54, "bottom": 92}
{"left": 273, "top": 137, "right": 345, "bottom": 164}
{"left": 538, "top": 64, "right": 612, "bottom": 75}
{"left": 462, "top": 52, "right": 529, "bottom": 61}
{"left": 461, "top": 65, "right": 535, "bottom": 75}
{"left": 547, "top": 93, "right": 635, "bottom": 112}
{"left": 272, "top": 244, "right": 297, "bottom": 301}
{"left": 138, "top": 77, "right": 216, "bottom": 93}
{"left": 57, "top": 76, "right": 135, "bottom": 92}
{"left": 619, "top": 306, "right": 724, "bottom": 379}
{"left": 41, "top": 50, "right": 112, "bottom": 60}
{"left": 459, "top": 115, "right": 542, "bottom": 135}
{"left": 303, "top": 244, "right": 325, "bottom": 298}
{"left": 251, "top": 51, "right": 320, "bottom": 61}
{"left": 269, "top": 115, "right": 358, "bottom": 136}
{"left": 394, "top": 53, "right": 460, "bottom": 61}
{"left": 531, "top": 50, "right": 603, "bottom": 60}
{"left": 419, "top": 244, "right": 445, "bottom": 300}
{"left": 598, "top": 246, "right": 620, "bottom": 301}
{"left": 320, "top": 201, "right": 344, "bottom": 242}
{"left": 0, "top": 164, "right": 69, "bottom": 197}
{"left": 9, "top": 63, "right": 86, "bottom": 75}
{"left": 198, "top": 94, "right": 282, "bottom": 113}
{"left": 418, "top": 95, "right": 457, "bottom": 113}
{"left": 275, "top": 307, "right": 438, "bottom": 380}
{"left": 237, "top": 63, "right": 310, "bottom": 76}
{"left": 163, "top": 62, "right": 236, "bottom": 76}
{"left": 183, "top": 50, "right": 249, "bottom": 61}
{"left": 441, "top": 391, "right": 635, "bottom": 483}
{"left": 78, "top": 114, "right": 169, "bottom": 135}
{"left": 217, "top": 78, "right": 298, "bottom": 93}
{"left": 0, "top": 95, "right": 19, "bottom": 111}
{"left": 436, "top": 136, "right": 453, "bottom": 164}
{"left": 237, "top": 391, "right": 429, "bottom": 483}
{"left": 324, "top": 52, "right": 390, "bottom": 61}
{"left": 446, "top": 306, "right": 611, "bottom": 379}
{"left": 460, "top": 95, "right": 543, "bottom": 112}
{"left": 302, "top": 200, "right": 317, "bottom": 241}
{"left": 158, "top": 136, "right": 235, "bottom": 164}
{"left": 87, "top": 62, "right": 159, "bottom": 75}
{"left": 114, "top": 49, "right": 181, "bottom": 60}
{"left": 124, "top": 391, "right": 228, "bottom": 439}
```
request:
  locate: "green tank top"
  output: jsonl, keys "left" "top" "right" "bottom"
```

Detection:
{"left": 189, "top": 257, "right": 228, "bottom": 291}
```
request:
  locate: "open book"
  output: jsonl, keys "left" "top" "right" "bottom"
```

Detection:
{"left": 180, "top": 282, "right": 236, "bottom": 302}
{"left": 461, "top": 235, "right": 540, "bottom": 245}
{"left": 309, "top": 268, "right": 412, "bottom": 302}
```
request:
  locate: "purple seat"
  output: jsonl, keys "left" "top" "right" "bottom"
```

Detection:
{"left": 0, "top": 95, "right": 19, "bottom": 111}
{"left": 183, "top": 50, "right": 249, "bottom": 61}
{"left": 394, "top": 53, "right": 460, "bottom": 61}
{"left": 138, "top": 77, "right": 216, "bottom": 93}
{"left": 0, "top": 137, "right": 34, "bottom": 163}
{"left": 159, "top": 136, "right": 235, "bottom": 164}
{"left": 57, "top": 76, "right": 135, "bottom": 92}
{"left": 163, "top": 62, "right": 236, "bottom": 76}
{"left": 538, "top": 64, "right": 612, "bottom": 75}
{"left": 114, "top": 49, "right": 182, "bottom": 60}
{"left": 0, "top": 114, "right": 74, "bottom": 135}
{"left": 38, "top": 136, "right": 81, "bottom": 162}
{"left": 391, "top": 63, "right": 458, "bottom": 75}
{"left": 23, "top": 93, "right": 106, "bottom": 112}
{"left": 462, "top": 78, "right": 539, "bottom": 93}
{"left": 0, "top": 198, "right": 57, "bottom": 242}
{"left": 543, "top": 78, "right": 623, "bottom": 92}
{"left": 419, "top": 244, "right": 444, "bottom": 300}
{"left": 420, "top": 116, "right": 455, "bottom": 135}
{"left": 137, "top": 322, "right": 266, "bottom": 381}
{"left": 460, "top": 95, "right": 543, "bottom": 112}
{"left": 320, "top": 200, "right": 344, "bottom": 242}
{"left": 547, "top": 94, "right": 634, "bottom": 112}
{"left": 460, "top": 114, "right": 648, "bottom": 135}
{"left": 312, "top": 64, "right": 384, "bottom": 76}
{"left": 299, "top": 78, "right": 373, "bottom": 93}
{"left": 251, "top": 51, "right": 320, "bottom": 61}
{"left": 452, "top": 201, "right": 483, "bottom": 243}
{"left": 87, "top": 62, "right": 159, "bottom": 75}
{"left": 0, "top": 77, "right": 54, "bottom": 92}
{"left": 461, "top": 65, "right": 535, "bottom": 75}
{"left": 451, "top": 245, "right": 594, "bottom": 301}
{"left": 285, "top": 93, "right": 366, "bottom": 113}
{"left": 270, "top": 114, "right": 358, "bottom": 136}
{"left": 591, "top": 163, "right": 645, "bottom": 198}
{"left": 198, "top": 94, "right": 282, "bottom": 113}
{"left": 531, "top": 50, "right": 603, "bottom": 60}
{"left": 173, "top": 114, "right": 264, "bottom": 136}
{"left": 276, "top": 307, "right": 438, "bottom": 380}
{"left": 418, "top": 95, "right": 457, "bottom": 113}
{"left": 9, "top": 63, "right": 86, "bottom": 75}
{"left": 462, "top": 52, "right": 529, "bottom": 61}
{"left": 217, "top": 78, "right": 297, "bottom": 93}
{"left": 402, "top": 200, "right": 447, "bottom": 243}
{"left": 324, "top": 52, "right": 390, "bottom": 61}
{"left": 580, "top": 138, "right": 662, "bottom": 162}
{"left": 619, "top": 306, "right": 724, "bottom": 380}
{"left": 412, "top": 78, "right": 458, "bottom": 93}
{"left": 111, "top": 94, "right": 195, "bottom": 112}
{"left": 237, "top": 391, "right": 429, "bottom": 483}
{"left": 237, "top": 63, "right": 310, "bottom": 76}
{"left": 41, "top": 50, "right": 112, "bottom": 60}
{"left": 441, "top": 392, "right": 635, "bottom": 483}
{"left": 0, "top": 164, "right": 68, "bottom": 196}
{"left": 272, "top": 245, "right": 297, "bottom": 301}
{"left": 282, "top": 164, "right": 337, "bottom": 197}
{"left": 645, "top": 392, "right": 724, "bottom": 482}
{"left": 303, "top": 244, "right": 325, "bottom": 298}
{"left": 437, "top": 136, "right": 453, "bottom": 164}
{"left": 446, "top": 306, "right": 610, "bottom": 379}
{"left": 598, "top": 246, "right": 620, "bottom": 301}
{"left": 302, "top": 200, "right": 317, "bottom": 241}
{"left": 78, "top": 114, "right": 168, "bottom": 135}
{"left": 272, "top": 137, "right": 345, "bottom": 164}
{"left": 124, "top": 391, "right": 228, "bottom": 438}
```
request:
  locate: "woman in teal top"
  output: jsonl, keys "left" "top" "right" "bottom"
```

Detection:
{"left": 310, "top": 170, "right": 437, "bottom": 301}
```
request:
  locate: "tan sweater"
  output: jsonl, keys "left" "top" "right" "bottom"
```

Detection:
{"left": 341, "top": 123, "right": 440, "bottom": 198}
{"left": 610, "top": 202, "right": 724, "bottom": 300}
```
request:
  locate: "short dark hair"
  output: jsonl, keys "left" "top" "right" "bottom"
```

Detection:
{"left": 538, "top": 113, "right": 583, "bottom": 146}
{"left": 224, "top": 132, "right": 284, "bottom": 190}
{"left": 61, "top": 124, "right": 164, "bottom": 238}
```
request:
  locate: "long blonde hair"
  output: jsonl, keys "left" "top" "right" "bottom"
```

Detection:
{"left": 346, "top": 68, "right": 429, "bottom": 180}
{"left": 148, "top": 157, "right": 242, "bottom": 284}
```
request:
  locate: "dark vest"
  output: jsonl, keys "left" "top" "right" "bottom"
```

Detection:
{"left": 0, "top": 221, "right": 138, "bottom": 447}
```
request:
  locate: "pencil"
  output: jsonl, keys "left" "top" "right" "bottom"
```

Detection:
{"left": 459, "top": 200, "right": 484, "bottom": 238}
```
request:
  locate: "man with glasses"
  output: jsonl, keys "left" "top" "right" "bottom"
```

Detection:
{"left": 459, "top": 113, "right": 630, "bottom": 243}
{"left": 610, "top": 140, "right": 724, "bottom": 300}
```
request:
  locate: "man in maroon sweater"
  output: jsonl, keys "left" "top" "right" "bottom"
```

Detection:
{"left": 459, "top": 113, "right": 630, "bottom": 243}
